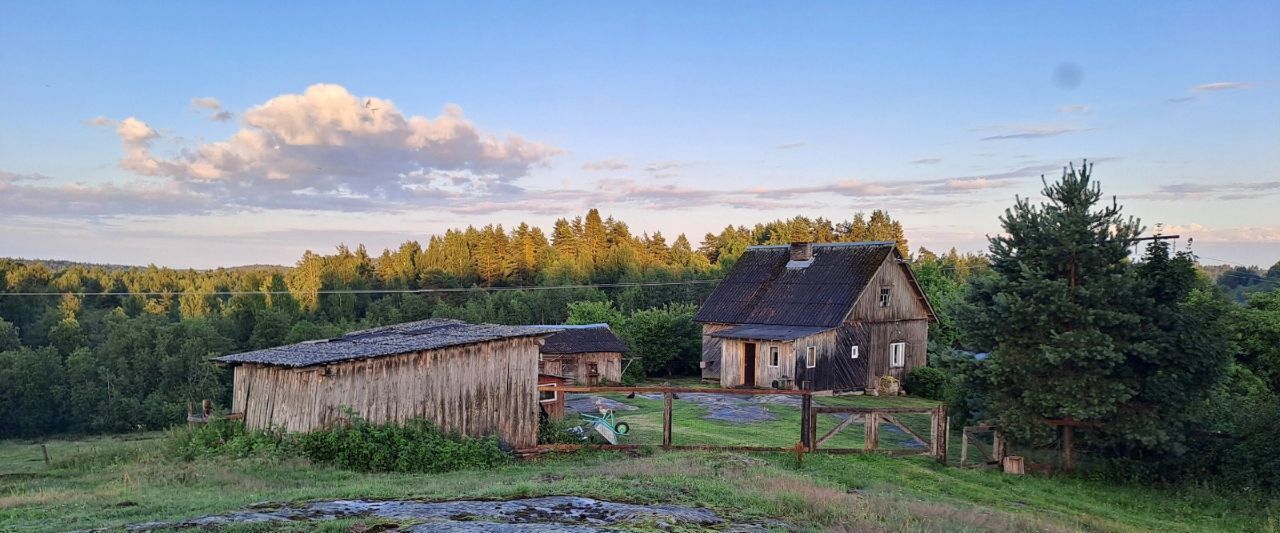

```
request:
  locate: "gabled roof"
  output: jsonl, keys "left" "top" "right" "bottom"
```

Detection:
{"left": 214, "top": 319, "right": 557, "bottom": 368}
{"left": 693, "top": 241, "right": 900, "bottom": 328}
{"left": 537, "top": 324, "right": 629, "bottom": 354}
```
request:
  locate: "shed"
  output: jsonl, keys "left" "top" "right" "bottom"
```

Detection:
{"left": 213, "top": 319, "right": 556, "bottom": 449}
{"left": 536, "top": 324, "right": 628, "bottom": 385}
{"left": 537, "top": 373, "right": 568, "bottom": 420}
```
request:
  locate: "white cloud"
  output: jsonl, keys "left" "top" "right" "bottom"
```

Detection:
{"left": 581, "top": 159, "right": 628, "bottom": 171}
{"left": 1192, "top": 82, "right": 1252, "bottom": 93}
{"left": 1164, "top": 223, "right": 1280, "bottom": 243}
{"left": 83, "top": 116, "right": 114, "bottom": 127}
{"left": 1056, "top": 104, "right": 1092, "bottom": 115}
{"left": 776, "top": 141, "right": 807, "bottom": 150}
{"left": 190, "top": 97, "right": 223, "bottom": 110}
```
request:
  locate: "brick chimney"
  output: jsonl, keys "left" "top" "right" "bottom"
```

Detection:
{"left": 789, "top": 242, "right": 813, "bottom": 262}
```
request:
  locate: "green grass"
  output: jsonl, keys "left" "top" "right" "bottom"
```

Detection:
{"left": 2, "top": 397, "right": 1276, "bottom": 532}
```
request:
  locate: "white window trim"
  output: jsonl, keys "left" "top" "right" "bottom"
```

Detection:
{"left": 889, "top": 342, "right": 906, "bottom": 368}
{"left": 767, "top": 346, "right": 779, "bottom": 368}
{"left": 851, "top": 345, "right": 859, "bottom": 359}
{"left": 539, "top": 383, "right": 559, "bottom": 403}
{"left": 805, "top": 346, "right": 817, "bottom": 368}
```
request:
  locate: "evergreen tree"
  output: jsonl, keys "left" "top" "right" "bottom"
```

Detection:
{"left": 961, "top": 162, "right": 1148, "bottom": 440}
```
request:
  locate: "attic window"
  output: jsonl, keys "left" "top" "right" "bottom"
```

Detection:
{"left": 805, "top": 346, "right": 817, "bottom": 368}
{"left": 879, "top": 287, "right": 892, "bottom": 308}
{"left": 851, "top": 345, "right": 859, "bottom": 359}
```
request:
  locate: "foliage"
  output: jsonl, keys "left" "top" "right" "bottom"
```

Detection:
{"left": 169, "top": 416, "right": 509, "bottom": 473}
{"left": 902, "top": 366, "right": 951, "bottom": 401}
{"left": 960, "top": 162, "right": 1231, "bottom": 451}
{"left": 537, "top": 416, "right": 586, "bottom": 445}
{"left": 1228, "top": 288, "right": 1280, "bottom": 392}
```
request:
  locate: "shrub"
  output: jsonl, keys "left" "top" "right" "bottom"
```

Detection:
{"left": 167, "top": 416, "right": 510, "bottom": 473}
{"left": 537, "top": 416, "right": 585, "bottom": 445}
{"left": 904, "top": 367, "right": 951, "bottom": 400}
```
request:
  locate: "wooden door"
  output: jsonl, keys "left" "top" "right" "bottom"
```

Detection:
{"left": 743, "top": 342, "right": 757, "bottom": 387}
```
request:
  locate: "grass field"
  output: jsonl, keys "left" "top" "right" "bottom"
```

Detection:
{"left": 1, "top": 389, "right": 1276, "bottom": 531}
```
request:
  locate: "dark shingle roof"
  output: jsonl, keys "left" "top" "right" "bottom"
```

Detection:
{"left": 538, "top": 324, "right": 629, "bottom": 354}
{"left": 709, "top": 324, "right": 832, "bottom": 341}
{"left": 214, "top": 319, "right": 557, "bottom": 368}
{"left": 693, "top": 242, "right": 896, "bottom": 328}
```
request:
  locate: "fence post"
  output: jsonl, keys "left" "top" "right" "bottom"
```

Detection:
{"left": 1061, "top": 426, "right": 1075, "bottom": 472}
{"left": 662, "top": 392, "right": 673, "bottom": 449}
{"left": 800, "top": 393, "right": 812, "bottom": 451}
{"left": 864, "top": 411, "right": 879, "bottom": 451}
{"left": 937, "top": 406, "right": 949, "bottom": 464}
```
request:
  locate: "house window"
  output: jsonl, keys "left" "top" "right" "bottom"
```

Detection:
{"left": 889, "top": 342, "right": 906, "bottom": 368}
{"left": 805, "top": 346, "right": 817, "bottom": 368}
{"left": 879, "top": 287, "right": 892, "bottom": 308}
{"left": 768, "top": 346, "right": 779, "bottom": 367}
{"left": 539, "top": 384, "right": 558, "bottom": 403}
{"left": 851, "top": 345, "right": 859, "bottom": 359}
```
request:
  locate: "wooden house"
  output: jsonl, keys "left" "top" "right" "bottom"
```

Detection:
{"left": 213, "top": 319, "right": 556, "bottom": 449}
{"left": 537, "top": 373, "right": 567, "bottom": 420}
{"left": 536, "top": 324, "right": 628, "bottom": 385}
{"left": 694, "top": 241, "right": 935, "bottom": 392}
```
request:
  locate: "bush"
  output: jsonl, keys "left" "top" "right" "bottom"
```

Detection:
{"left": 168, "top": 416, "right": 509, "bottom": 473}
{"left": 904, "top": 366, "right": 951, "bottom": 401}
{"left": 537, "top": 416, "right": 585, "bottom": 445}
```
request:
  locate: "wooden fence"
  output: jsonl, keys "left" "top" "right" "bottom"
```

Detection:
{"left": 528, "top": 385, "right": 947, "bottom": 463}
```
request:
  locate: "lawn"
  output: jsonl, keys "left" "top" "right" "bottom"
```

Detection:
{"left": 4, "top": 385, "right": 1277, "bottom": 533}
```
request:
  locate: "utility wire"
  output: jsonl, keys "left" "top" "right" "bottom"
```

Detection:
{"left": 0, "top": 279, "right": 723, "bottom": 297}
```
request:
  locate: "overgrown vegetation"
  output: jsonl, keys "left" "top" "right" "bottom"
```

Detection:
{"left": 169, "top": 416, "right": 509, "bottom": 474}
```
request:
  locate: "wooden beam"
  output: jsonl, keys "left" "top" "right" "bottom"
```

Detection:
{"left": 883, "top": 415, "right": 927, "bottom": 448}
{"left": 552, "top": 385, "right": 811, "bottom": 396}
{"left": 864, "top": 412, "right": 879, "bottom": 451}
{"left": 662, "top": 392, "right": 673, "bottom": 449}
{"left": 816, "top": 413, "right": 860, "bottom": 448}
{"left": 813, "top": 406, "right": 939, "bottom": 414}
{"left": 800, "top": 394, "right": 813, "bottom": 450}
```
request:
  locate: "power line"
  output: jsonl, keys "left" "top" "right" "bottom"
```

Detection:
{"left": 0, "top": 279, "right": 723, "bottom": 298}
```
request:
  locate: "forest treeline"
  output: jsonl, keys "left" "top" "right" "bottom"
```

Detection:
{"left": 0, "top": 209, "right": 930, "bottom": 437}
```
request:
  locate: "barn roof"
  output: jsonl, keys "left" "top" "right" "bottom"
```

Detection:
{"left": 693, "top": 241, "right": 898, "bottom": 328}
{"left": 214, "top": 319, "right": 557, "bottom": 368}
{"left": 537, "top": 324, "right": 629, "bottom": 354}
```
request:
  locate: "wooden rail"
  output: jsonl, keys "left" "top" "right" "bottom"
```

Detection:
{"left": 531, "top": 385, "right": 948, "bottom": 463}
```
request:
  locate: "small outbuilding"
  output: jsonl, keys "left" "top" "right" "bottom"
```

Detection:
{"left": 537, "top": 373, "right": 568, "bottom": 420}
{"left": 214, "top": 319, "right": 556, "bottom": 449}
{"left": 536, "top": 324, "right": 628, "bottom": 385}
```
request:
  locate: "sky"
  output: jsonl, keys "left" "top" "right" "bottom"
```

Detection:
{"left": 1, "top": 1, "right": 1277, "bottom": 269}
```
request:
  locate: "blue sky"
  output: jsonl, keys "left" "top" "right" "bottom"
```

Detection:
{"left": 1, "top": 1, "right": 1277, "bottom": 268}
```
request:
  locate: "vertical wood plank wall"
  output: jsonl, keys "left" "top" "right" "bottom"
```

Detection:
{"left": 700, "top": 323, "right": 733, "bottom": 380}
{"left": 546, "top": 352, "right": 622, "bottom": 384}
{"left": 718, "top": 338, "right": 799, "bottom": 388}
{"left": 231, "top": 337, "right": 542, "bottom": 449}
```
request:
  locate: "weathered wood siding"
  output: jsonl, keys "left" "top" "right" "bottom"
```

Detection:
{"left": 230, "top": 337, "right": 542, "bottom": 449}
{"left": 847, "top": 254, "right": 932, "bottom": 323}
{"left": 794, "top": 326, "right": 870, "bottom": 391}
{"left": 718, "top": 338, "right": 798, "bottom": 388}
{"left": 540, "top": 352, "right": 622, "bottom": 385}
{"left": 538, "top": 374, "right": 566, "bottom": 420}
{"left": 864, "top": 319, "right": 929, "bottom": 386}
{"left": 700, "top": 323, "right": 733, "bottom": 380}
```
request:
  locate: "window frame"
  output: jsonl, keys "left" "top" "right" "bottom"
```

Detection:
{"left": 805, "top": 346, "right": 817, "bottom": 368}
{"left": 879, "top": 287, "right": 892, "bottom": 308}
{"left": 889, "top": 342, "right": 906, "bottom": 368}
{"left": 768, "top": 346, "right": 780, "bottom": 367}
{"left": 539, "top": 383, "right": 559, "bottom": 403}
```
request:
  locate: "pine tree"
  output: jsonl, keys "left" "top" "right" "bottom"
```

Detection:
{"left": 962, "top": 161, "right": 1147, "bottom": 439}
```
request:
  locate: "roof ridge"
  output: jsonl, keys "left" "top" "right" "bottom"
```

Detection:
{"left": 746, "top": 241, "right": 896, "bottom": 250}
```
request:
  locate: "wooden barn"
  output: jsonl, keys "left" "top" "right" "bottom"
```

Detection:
{"left": 536, "top": 324, "right": 628, "bottom": 385}
{"left": 694, "top": 241, "right": 935, "bottom": 392}
{"left": 213, "top": 319, "right": 556, "bottom": 449}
